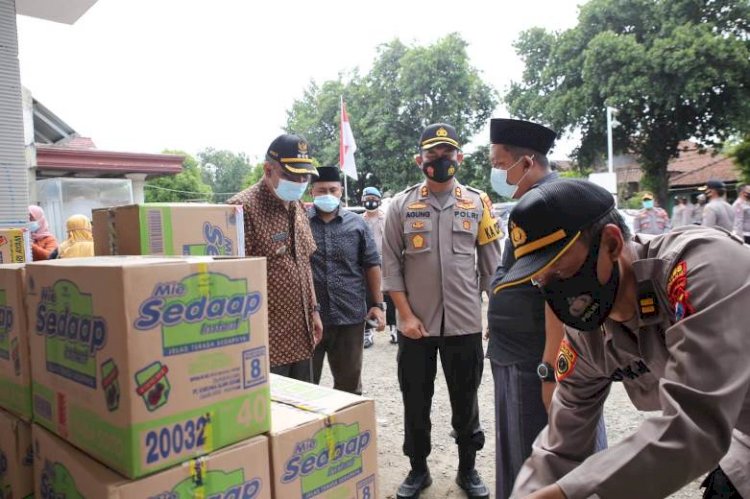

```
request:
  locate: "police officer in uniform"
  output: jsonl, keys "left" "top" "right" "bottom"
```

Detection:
{"left": 494, "top": 179, "right": 750, "bottom": 499}
{"left": 382, "top": 123, "right": 503, "bottom": 498}
{"left": 633, "top": 192, "right": 671, "bottom": 235}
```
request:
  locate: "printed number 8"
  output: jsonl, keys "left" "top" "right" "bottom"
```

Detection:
{"left": 362, "top": 485, "right": 371, "bottom": 499}
{"left": 251, "top": 358, "right": 261, "bottom": 379}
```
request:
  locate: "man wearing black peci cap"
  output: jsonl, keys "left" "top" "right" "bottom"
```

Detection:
{"left": 228, "top": 133, "right": 323, "bottom": 382}
{"left": 486, "top": 118, "right": 607, "bottom": 498}
{"left": 382, "top": 123, "right": 502, "bottom": 498}
{"left": 495, "top": 179, "right": 750, "bottom": 499}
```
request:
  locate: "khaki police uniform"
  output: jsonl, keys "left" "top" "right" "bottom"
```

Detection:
{"left": 633, "top": 207, "right": 671, "bottom": 235}
{"left": 382, "top": 179, "right": 502, "bottom": 468}
{"left": 512, "top": 226, "right": 750, "bottom": 498}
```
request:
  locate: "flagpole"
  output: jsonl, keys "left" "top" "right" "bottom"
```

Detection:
{"left": 344, "top": 176, "right": 349, "bottom": 207}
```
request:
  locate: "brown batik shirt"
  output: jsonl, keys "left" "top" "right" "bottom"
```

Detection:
{"left": 228, "top": 180, "right": 317, "bottom": 366}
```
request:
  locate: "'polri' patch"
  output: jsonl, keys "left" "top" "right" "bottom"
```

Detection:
{"left": 556, "top": 339, "right": 578, "bottom": 382}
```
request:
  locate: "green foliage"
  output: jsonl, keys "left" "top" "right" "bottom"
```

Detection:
{"left": 728, "top": 135, "right": 750, "bottom": 184}
{"left": 145, "top": 150, "right": 213, "bottom": 202}
{"left": 506, "top": 0, "right": 750, "bottom": 205}
{"left": 457, "top": 145, "right": 494, "bottom": 199}
{"left": 198, "top": 148, "right": 255, "bottom": 202}
{"left": 285, "top": 34, "right": 498, "bottom": 201}
{"left": 242, "top": 163, "right": 265, "bottom": 189}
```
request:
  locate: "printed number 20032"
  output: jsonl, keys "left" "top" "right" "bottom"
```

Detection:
{"left": 145, "top": 415, "right": 208, "bottom": 465}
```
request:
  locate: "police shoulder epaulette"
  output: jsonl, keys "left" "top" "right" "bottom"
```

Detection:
{"left": 400, "top": 183, "right": 421, "bottom": 195}
{"left": 465, "top": 185, "right": 485, "bottom": 196}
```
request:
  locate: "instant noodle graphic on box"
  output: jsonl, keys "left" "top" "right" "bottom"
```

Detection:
{"left": 0, "top": 264, "right": 31, "bottom": 421}
{"left": 34, "top": 424, "right": 271, "bottom": 498}
{"left": 27, "top": 256, "right": 270, "bottom": 478}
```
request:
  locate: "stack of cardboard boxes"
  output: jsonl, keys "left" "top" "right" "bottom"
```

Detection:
{"left": 0, "top": 202, "right": 379, "bottom": 498}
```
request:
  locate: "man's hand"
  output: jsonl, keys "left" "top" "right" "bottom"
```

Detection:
{"left": 525, "top": 484, "right": 566, "bottom": 499}
{"left": 399, "top": 314, "right": 428, "bottom": 339}
{"left": 312, "top": 311, "right": 323, "bottom": 346}
{"left": 366, "top": 307, "right": 386, "bottom": 331}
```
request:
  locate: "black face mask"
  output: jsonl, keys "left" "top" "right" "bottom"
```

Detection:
{"left": 364, "top": 200, "right": 381, "bottom": 211}
{"left": 539, "top": 235, "right": 620, "bottom": 331}
{"left": 422, "top": 157, "right": 458, "bottom": 183}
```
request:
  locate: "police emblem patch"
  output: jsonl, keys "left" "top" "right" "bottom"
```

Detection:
{"left": 412, "top": 234, "right": 425, "bottom": 249}
{"left": 667, "top": 260, "right": 694, "bottom": 321}
{"left": 462, "top": 220, "right": 471, "bottom": 230}
{"left": 412, "top": 221, "right": 425, "bottom": 230}
{"left": 510, "top": 222, "right": 527, "bottom": 247}
{"left": 420, "top": 186, "right": 429, "bottom": 198}
{"left": 556, "top": 339, "right": 578, "bottom": 382}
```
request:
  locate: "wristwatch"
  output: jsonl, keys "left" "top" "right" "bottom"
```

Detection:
{"left": 373, "top": 302, "right": 387, "bottom": 311}
{"left": 536, "top": 361, "right": 556, "bottom": 383}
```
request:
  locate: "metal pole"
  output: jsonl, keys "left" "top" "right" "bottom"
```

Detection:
{"left": 607, "top": 106, "right": 614, "bottom": 174}
{"left": 344, "top": 175, "right": 349, "bottom": 207}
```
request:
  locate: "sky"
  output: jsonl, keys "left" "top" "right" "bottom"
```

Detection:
{"left": 17, "top": 0, "right": 587, "bottom": 163}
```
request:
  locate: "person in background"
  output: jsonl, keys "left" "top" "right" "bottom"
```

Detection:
{"left": 692, "top": 193, "right": 707, "bottom": 225}
{"left": 362, "top": 186, "right": 394, "bottom": 347}
{"left": 56, "top": 214, "right": 94, "bottom": 258}
{"left": 28, "top": 205, "right": 58, "bottom": 261}
{"left": 671, "top": 196, "right": 691, "bottom": 228}
{"left": 308, "top": 167, "right": 384, "bottom": 394}
{"left": 632, "top": 192, "right": 671, "bottom": 235}
{"left": 701, "top": 179, "right": 734, "bottom": 231}
{"left": 486, "top": 118, "right": 606, "bottom": 499}
{"left": 732, "top": 184, "right": 750, "bottom": 244}
{"left": 228, "top": 133, "right": 323, "bottom": 382}
{"left": 383, "top": 123, "right": 502, "bottom": 499}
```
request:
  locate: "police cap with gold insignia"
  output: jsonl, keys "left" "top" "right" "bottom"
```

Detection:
{"left": 419, "top": 123, "right": 461, "bottom": 150}
{"left": 311, "top": 165, "right": 342, "bottom": 183}
{"left": 266, "top": 133, "right": 319, "bottom": 177}
{"left": 496, "top": 179, "right": 615, "bottom": 290}
{"left": 490, "top": 118, "right": 557, "bottom": 155}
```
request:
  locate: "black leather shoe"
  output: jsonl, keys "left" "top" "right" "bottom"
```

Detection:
{"left": 397, "top": 469, "right": 432, "bottom": 498}
{"left": 456, "top": 468, "right": 490, "bottom": 498}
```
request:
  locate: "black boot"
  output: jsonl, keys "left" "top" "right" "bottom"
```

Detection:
{"left": 397, "top": 460, "right": 432, "bottom": 499}
{"left": 456, "top": 468, "right": 490, "bottom": 498}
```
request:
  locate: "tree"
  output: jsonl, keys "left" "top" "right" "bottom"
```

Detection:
{"left": 198, "top": 149, "right": 255, "bottom": 202}
{"left": 145, "top": 150, "right": 213, "bottom": 202}
{"left": 457, "top": 145, "right": 494, "bottom": 200}
{"left": 729, "top": 135, "right": 750, "bottom": 184}
{"left": 506, "top": 0, "right": 750, "bottom": 205}
{"left": 285, "top": 34, "right": 498, "bottom": 202}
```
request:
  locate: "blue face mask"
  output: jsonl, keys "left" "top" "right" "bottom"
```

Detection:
{"left": 314, "top": 194, "right": 341, "bottom": 213}
{"left": 274, "top": 178, "right": 308, "bottom": 202}
{"left": 642, "top": 200, "right": 654, "bottom": 209}
{"left": 28, "top": 221, "right": 40, "bottom": 232}
{"left": 491, "top": 155, "right": 532, "bottom": 199}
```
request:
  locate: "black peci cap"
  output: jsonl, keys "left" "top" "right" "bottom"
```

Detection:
{"left": 495, "top": 179, "right": 615, "bottom": 291}
{"left": 311, "top": 166, "right": 342, "bottom": 183}
{"left": 419, "top": 123, "right": 461, "bottom": 150}
{"left": 490, "top": 118, "right": 557, "bottom": 155}
{"left": 266, "top": 134, "right": 318, "bottom": 176}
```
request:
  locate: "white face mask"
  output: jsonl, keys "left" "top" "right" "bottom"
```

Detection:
{"left": 491, "top": 155, "right": 532, "bottom": 198}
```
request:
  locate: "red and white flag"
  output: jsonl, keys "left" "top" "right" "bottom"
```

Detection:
{"left": 339, "top": 97, "right": 358, "bottom": 180}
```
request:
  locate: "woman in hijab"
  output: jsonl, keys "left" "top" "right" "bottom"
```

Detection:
{"left": 57, "top": 214, "right": 94, "bottom": 258}
{"left": 28, "top": 205, "right": 58, "bottom": 260}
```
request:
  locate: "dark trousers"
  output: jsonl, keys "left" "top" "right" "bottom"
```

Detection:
{"left": 270, "top": 358, "right": 313, "bottom": 383}
{"left": 492, "top": 359, "right": 609, "bottom": 498}
{"left": 312, "top": 322, "right": 365, "bottom": 395}
{"left": 397, "top": 332, "right": 485, "bottom": 469}
{"left": 702, "top": 467, "right": 744, "bottom": 498}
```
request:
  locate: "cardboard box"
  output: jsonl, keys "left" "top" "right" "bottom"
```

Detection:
{"left": 0, "top": 408, "right": 33, "bottom": 499}
{"left": 34, "top": 425, "right": 272, "bottom": 499}
{"left": 0, "top": 264, "right": 31, "bottom": 420}
{"left": 0, "top": 228, "right": 31, "bottom": 264}
{"left": 92, "top": 203, "right": 245, "bottom": 257}
{"left": 269, "top": 375, "right": 378, "bottom": 499}
{"left": 27, "top": 256, "right": 270, "bottom": 478}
